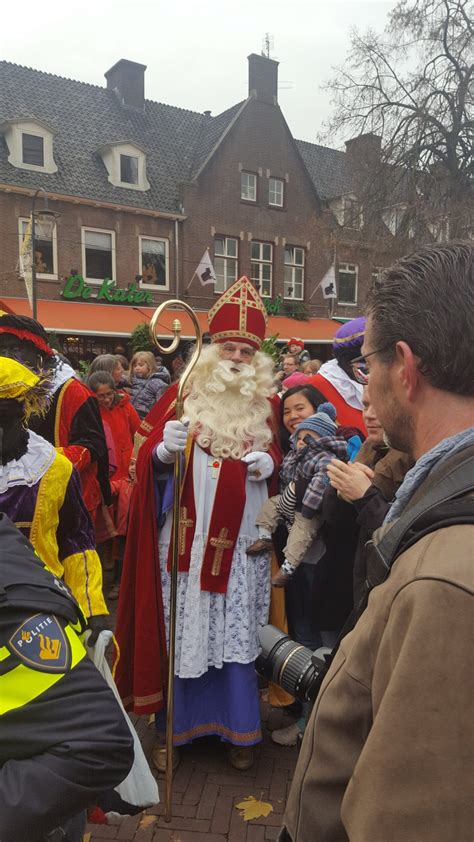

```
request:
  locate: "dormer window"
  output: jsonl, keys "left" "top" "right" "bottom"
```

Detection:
{"left": 100, "top": 142, "right": 150, "bottom": 191}
{"left": 22, "top": 134, "right": 44, "bottom": 167}
{"left": 330, "top": 194, "right": 363, "bottom": 230}
{"left": 0, "top": 119, "right": 57, "bottom": 173}
{"left": 120, "top": 154, "right": 138, "bottom": 185}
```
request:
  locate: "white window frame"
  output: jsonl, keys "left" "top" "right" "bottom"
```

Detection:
{"left": 382, "top": 204, "right": 415, "bottom": 238}
{"left": 342, "top": 195, "right": 363, "bottom": 229}
{"left": 18, "top": 216, "right": 58, "bottom": 280}
{"left": 427, "top": 216, "right": 450, "bottom": 243}
{"left": 284, "top": 247, "right": 305, "bottom": 300}
{"left": 1, "top": 119, "right": 57, "bottom": 174}
{"left": 241, "top": 171, "right": 257, "bottom": 202}
{"left": 214, "top": 236, "right": 238, "bottom": 293}
{"left": 81, "top": 226, "right": 116, "bottom": 284}
{"left": 330, "top": 194, "right": 363, "bottom": 229}
{"left": 269, "top": 177, "right": 284, "bottom": 208}
{"left": 371, "top": 266, "right": 383, "bottom": 284}
{"left": 138, "top": 235, "right": 170, "bottom": 291}
{"left": 250, "top": 241, "right": 273, "bottom": 297}
{"left": 338, "top": 263, "right": 358, "bottom": 306}
{"left": 100, "top": 142, "right": 150, "bottom": 191}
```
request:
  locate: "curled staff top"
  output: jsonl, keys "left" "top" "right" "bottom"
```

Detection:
{"left": 149, "top": 298, "right": 203, "bottom": 417}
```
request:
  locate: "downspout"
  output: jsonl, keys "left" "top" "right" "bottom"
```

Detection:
{"left": 174, "top": 218, "right": 180, "bottom": 299}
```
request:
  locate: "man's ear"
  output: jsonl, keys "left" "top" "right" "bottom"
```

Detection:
{"left": 395, "top": 341, "right": 420, "bottom": 401}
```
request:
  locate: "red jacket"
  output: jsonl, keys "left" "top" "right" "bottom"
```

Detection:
{"left": 308, "top": 372, "right": 367, "bottom": 434}
{"left": 99, "top": 393, "right": 140, "bottom": 482}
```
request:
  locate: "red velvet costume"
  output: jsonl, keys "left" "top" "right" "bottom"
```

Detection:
{"left": 0, "top": 313, "right": 111, "bottom": 516}
{"left": 115, "top": 383, "right": 281, "bottom": 713}
{"left": 30, "top": 376, "right": 111, "bottom": 516}
{"left": 115, "top": 278, "right": 282, "bottom": 727}
{"left": 308, "top": 372, "right": 366, "bottom": 431}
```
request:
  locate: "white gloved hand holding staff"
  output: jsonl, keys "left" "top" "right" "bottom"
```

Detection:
{"left": 155, "top": 417, "right": 190, "bottom": 464}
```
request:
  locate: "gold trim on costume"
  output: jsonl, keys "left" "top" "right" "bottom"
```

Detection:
{"left": 333, "top": 329, "right": 365, "bottom": 345}
{"left": 173, "top": 721, "right": 262, "bottom": 744}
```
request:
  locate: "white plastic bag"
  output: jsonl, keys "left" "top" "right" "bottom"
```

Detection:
{"left": 86, "top": 630, "right": 160, "bottom": 807}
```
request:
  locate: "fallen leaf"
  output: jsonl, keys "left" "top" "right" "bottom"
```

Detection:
{"left": 82, "top": 834, "right": 91, "bottom": 842}
{"left": 235, "top": 796, "right": 274, "bottom": 821}
{"left": 148, "top": 713, "right": 155, "bottom": 727}
{"left": 139, "top": 814, "right": 157, "bottom": 829}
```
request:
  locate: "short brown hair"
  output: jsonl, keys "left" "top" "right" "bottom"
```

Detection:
{"left": 366, "top": 242, "right": 474, "bottom": 396}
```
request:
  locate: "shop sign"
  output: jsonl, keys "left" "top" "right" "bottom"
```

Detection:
{"left": 60, "top": 274, "right": 153, "bottom": 305}
{"left": 264, "top": 296, "right": 283, "bottom": 315}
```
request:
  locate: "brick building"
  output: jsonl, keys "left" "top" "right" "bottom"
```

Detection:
{"left": 0, "top": 54, "right": 405, "bottom": 361}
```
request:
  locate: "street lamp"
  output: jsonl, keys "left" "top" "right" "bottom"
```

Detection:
{"left": 31, "top": 187, "right": 58, "bottom": 321}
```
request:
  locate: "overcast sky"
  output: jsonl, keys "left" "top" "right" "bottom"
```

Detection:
{"left": 1, "top": 0, "right": 396, "bottom": 144}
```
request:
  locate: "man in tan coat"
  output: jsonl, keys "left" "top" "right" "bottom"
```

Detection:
{"left": 280, "top": 241, "right": 474, "bottom": 842}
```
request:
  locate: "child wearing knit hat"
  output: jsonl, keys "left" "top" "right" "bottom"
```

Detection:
{"left": 247, "top": 402, "right": 348, "bottom": 586}
{"left": 284, "top": 337, "right": 310, "bottom": 366}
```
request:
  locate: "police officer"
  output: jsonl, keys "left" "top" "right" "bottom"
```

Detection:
{"left": 0, "top": 514, "right": 134, "bottom": 842}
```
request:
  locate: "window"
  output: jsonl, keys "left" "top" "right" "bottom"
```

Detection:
{"left": 139, "top": 236, "right": 169, "bottom": 289}
{"left": 427, "top": 216, "right": 450, "bottom": 242}
{"left": 382, "top": 204, "right": 414, "bottom": 238}
{"left": 269, "top": 177, "right": 284, "bottom": 207}
{"left": 338, "top": 263, "right": 358, "bottom": 305}
{"left": 100, "top": 142, "right": 150, "bottom": 191}
{"left": 19, "top": 217, "right": 57, "bottom": 279}
{"left": 214, "top": 237, "right": 238, "bottom": 293}
{"left": 251, "top": 241, "right": 272, "bottom": 297}
{"left": 82, "top": 228, "right": 115, "bottom": 282}
{"left": 330, "top": 194, "right": 363, "bottom": 229}
{"left": 241, "top": 172, "right": 257, "bottom": 202}
{"left": 343, "top": 196, "right": 363, "bottom": 229}
{"left": 120, "top": 154, "right": 139, "bottom": 185}
{"left": 22, "top": 134, "right": 44, "bottom": 167}
{"left": 371, "top": 266, "right": 383, "bottom": 284}
{"left": 2, "top": 120, "right": 57, "bottom": 173}
{"left": 284, "top": 247, "right": 304, "bottom": 299}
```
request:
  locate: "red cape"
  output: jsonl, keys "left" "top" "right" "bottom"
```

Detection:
{"left": 114, "top": 383, "right": 282, "bottom": 714}
{"left": 308, "top": 372, "right": 367, "bottom": 435}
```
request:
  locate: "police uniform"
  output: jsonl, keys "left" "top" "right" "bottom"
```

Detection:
{"left": 0, "top": 514, "right": 134, "bottom": 842}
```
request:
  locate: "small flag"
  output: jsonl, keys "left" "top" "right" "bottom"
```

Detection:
{"left": 319, "top": 263, "right": 337, "bottom": 299}
{"left": 194, "top": 249, "right": 216, "bottom": 286}
{"left": 18, "top": 217, "right": 33, "bottom": 307}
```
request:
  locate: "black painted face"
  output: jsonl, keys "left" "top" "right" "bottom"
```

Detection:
{"left": 0, "top": 335, "right": 44, "bottom": 371}
{"left": 0, "top": 399, "right": 28, "bottom": 464}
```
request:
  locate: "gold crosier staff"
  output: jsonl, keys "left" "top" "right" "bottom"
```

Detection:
{"left": 149, "top": 300, "right": 203, "bottom": 821}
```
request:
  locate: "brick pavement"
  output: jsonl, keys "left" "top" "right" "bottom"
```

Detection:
{"left": 86, "top": 696, "right": 297, "bottom": 841}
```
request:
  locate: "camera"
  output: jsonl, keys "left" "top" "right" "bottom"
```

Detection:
{"left": 256, "top": 624, "right": 331, "bottom": 703}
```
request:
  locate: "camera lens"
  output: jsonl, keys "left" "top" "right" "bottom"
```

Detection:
{"left": 256, "top": 625, "right": 330, "bottom": 703}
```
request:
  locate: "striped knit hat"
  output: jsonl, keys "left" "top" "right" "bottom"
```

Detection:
{"left": 295, "top": 402, "right": 337, "bottom": 438}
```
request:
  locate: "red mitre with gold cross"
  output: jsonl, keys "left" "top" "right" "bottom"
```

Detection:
{"left": 208, "top": 276, "right": 268, "bottom": 350}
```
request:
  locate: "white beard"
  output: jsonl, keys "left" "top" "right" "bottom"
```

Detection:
{"left": 183, "top": 346, "right": 275, "bottom": 459}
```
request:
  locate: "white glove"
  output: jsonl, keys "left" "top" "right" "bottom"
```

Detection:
{"left": 241, "top": 451, "right": 274, "bottom": 481}
{"left": 155, "top": 418, "right": 189, "bottom": 464}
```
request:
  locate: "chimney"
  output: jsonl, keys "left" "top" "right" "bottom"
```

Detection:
{"left": 345, "top": 133, "right": 382, "bottom": 163}
{"left": 248, "top": 53, "right": 279, "bottom": 105}
{"left": 105, "top": 59, "right": 147, "bottom": 111}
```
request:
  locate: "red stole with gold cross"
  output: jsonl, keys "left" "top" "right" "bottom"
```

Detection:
{"left": 167, "top": 439, "right": 248, "bottom": 594}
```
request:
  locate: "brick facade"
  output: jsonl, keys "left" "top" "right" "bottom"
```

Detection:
{"left": 0, "top": 54, "right": 406, "bottom": 346}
